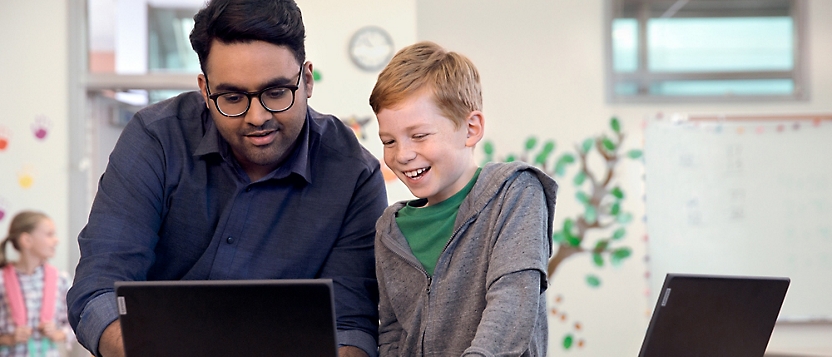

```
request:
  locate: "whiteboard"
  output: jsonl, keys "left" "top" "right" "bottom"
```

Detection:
{"left": 644, "top": 118, "right": 832, "bottom": 321}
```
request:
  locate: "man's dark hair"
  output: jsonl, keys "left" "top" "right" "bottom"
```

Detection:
{"left": 190, "top": 0, "right": 306, "bottom": 74}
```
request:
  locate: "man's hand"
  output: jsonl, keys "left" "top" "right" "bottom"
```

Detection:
{"left": 338, "top": 345, "right": 370, "bottom": 357}
{"left": 99, "top": 320, "right": 125, "bottom": 357}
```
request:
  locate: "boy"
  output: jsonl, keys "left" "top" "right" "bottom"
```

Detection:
{"left": 369, "top": 41, "right": 558, "bottom": 356}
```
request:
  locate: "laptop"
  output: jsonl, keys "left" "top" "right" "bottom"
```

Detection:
{"left": 638, "top": 273, "right": 790, "bottom": 357}
{"left": 115, "top": 279, "right": 338, "bottom": 357}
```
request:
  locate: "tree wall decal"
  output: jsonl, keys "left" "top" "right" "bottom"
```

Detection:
{"left": 483, "top": 117, "right": 642, "bottom": 285}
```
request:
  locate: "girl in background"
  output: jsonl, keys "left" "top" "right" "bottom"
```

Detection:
{"left": 0, "top": 211, "right": 72, "bottom": 357}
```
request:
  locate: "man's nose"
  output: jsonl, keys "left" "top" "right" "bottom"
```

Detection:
{"left": 244, "top": 97, "right": 273, "bottom": 127}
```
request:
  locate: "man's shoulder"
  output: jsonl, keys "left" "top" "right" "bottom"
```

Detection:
{"left": 134, "top": 91, "right": 206, "bottom": 128}
{"left": 308, "top": 108, "right": 378, "bottom": 169}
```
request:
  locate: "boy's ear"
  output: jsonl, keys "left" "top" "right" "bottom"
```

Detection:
{"left": 464, "top": 110, "right": 485, "bottom": 147}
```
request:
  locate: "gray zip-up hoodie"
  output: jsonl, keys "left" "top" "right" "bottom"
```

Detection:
{"left": 376, "top": 162, "right": 558, "bottom": 357}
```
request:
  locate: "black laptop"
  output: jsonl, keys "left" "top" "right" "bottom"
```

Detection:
{"left": 115, "top": 279, "right": 338, "bottom": 357}
{"left": 638, "top": 274, "right": 790, "bottom": 357}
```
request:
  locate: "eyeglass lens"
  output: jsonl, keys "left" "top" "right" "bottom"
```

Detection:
{"left": 216, "top": 87, "right": 295, "bottom": 116}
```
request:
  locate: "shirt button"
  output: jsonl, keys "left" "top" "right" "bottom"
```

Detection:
{"left": 226, "top": 236, "right": 234, "bottom": 244}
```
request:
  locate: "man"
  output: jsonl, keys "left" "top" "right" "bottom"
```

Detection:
{"left": 66, "top": 1, "right": 387, "bottom": 356}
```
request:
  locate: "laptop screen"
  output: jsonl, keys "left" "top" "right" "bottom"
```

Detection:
{"left": 638, "top": 274, "right": 789, "bottom": 357}
{"left": 115, "top": 279, "right": 338, "bottom": 357}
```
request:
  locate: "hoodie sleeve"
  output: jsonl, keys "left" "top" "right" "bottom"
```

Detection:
{"left": 465, "top": 171, "right": 552, "bottom": 355}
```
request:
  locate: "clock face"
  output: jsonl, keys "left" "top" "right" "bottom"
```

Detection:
{"left": 349, "top": 26, "right": 394, "bottom": 72}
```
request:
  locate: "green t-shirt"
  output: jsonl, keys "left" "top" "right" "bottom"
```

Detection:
{"left": 395, "top": 168, "right": 482, "bottom": 276}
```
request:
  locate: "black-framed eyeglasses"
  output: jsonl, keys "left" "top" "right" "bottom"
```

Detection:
{"left": 205, "top": 66, "right": 304, "bottom": 117}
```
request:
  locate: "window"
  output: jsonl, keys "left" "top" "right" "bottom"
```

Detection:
{"left": 606, "top": 0, "right": 806, "bottom": 102}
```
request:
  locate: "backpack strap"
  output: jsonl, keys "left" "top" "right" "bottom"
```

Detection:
{"left": 2, "top": 264, "right": 59, "bottom": 327}
{"left": 2, "top": 264, "right": 26, "bottom": 327}
{"left": 40, "top": 264, "right": 57, "bottom": 324}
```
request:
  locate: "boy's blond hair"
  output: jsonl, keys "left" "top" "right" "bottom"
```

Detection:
{"left": 369, "top": 41, "right": 482, "bottom": 129}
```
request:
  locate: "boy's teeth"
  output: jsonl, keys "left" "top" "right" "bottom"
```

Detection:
{"left": 405, "top": 168, "right": 427, "bottom": 178}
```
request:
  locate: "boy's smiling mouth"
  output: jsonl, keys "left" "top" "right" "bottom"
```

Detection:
{"left": 404, "top": 167, "right": 430, "bottom": 179}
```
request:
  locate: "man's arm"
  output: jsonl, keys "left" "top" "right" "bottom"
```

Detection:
{"left": 318, "top": 157, "right": 388, "bottom": 357}
{"left": 98, "top": 321, "right": 124, "bottom": 357}
{"left": 67, "top": 115, "right": 166, "bottom": 356}
{"left": 339, "top": 345, "right": 369, "bottom": 357}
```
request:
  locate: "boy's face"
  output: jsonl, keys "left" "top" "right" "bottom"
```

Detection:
{"left": 377, "top": 90, "right": 483, "bottom": 205}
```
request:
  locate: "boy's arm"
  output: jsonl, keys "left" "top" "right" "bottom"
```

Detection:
{"left": 465, "top": 171, "right": 551, "bottom": 356}
{"left": 463, "top": 270, "right": 543, "bottom": 356}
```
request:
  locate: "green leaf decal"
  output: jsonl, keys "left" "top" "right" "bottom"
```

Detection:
{"left": 555, "top": 163, "right": 566, "bottom": 177}
{"left": 566, "top": 235, "right": 581, "bottom": 247}
{"left": 483, "top": 141, "right": 494, "bottom": 155}
{"left": 611, "top": 247, "right": 632, "bottom": 266}
{"left": 542, "top": 140, "right": 555, "bottom": 154}
{"left": 594, "top": 240, "right": 609, "bottom": 252}
{"left": 610, "top": 187, "right": 624, "bottom": 199}
{"left": 552, "top": 231, "right": 565, "bottom": 243}
{"left": 525, "top": 137, "right": 537, "bottom": 150}
{"left": 534, "top": 152, "right": 548, "bottom": 165}
{"left": 563, "top": 334, "right": 574, "bottom": 349}
{"left": 592, "top": 253, "right": 604, "bottom": 267}
{"left": 586, "top": 274, "right": 601, "bottom": 287}
{"left": 582, "top": 138, "right": 594, "bottom": 153}
{"left": 584, "top": 205, "right": 597, "bottom": 224}
{"left": 612, "top": 228, "right": 626, "bottom": 240}
{"left": 506, "top": 154, "right": 516, "bottom": 163}
{"left": 611, "top": 117, "right": 621, "bottom": 133}
{"left": 573, "top": 172, "right": 586, "bottom": 185}
{"left": 561, "top": 154, "right": 576, "bottom": 164}
{"left": 610, "top": 202, "right": 621, "bottom": 215}
{"left": 617, "top": 212, "right": 633, "bottom": 224}
{"left": 627, "top": 149, "right": 643, "bottom": 159}
{"left": 575, "top": 191, "right": 590, "bottom": 204}
{"left": 602, "top": 138, "right": 616, "bottom": 151}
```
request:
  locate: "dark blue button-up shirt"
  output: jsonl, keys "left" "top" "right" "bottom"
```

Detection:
{"left": 67, "top": 92, "right": 387, "bottom": 356}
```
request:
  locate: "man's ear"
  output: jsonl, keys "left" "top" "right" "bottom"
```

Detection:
{"left": 464, "top": 110, "right": 485, "bottom": 147}
{"left": 303, "top": 62, "right": 314, "bottom": 98}
{"left": 197, "top": 74, "right": 210, "bottom": 109}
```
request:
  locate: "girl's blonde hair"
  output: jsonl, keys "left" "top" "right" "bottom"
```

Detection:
{"left": 1, "top": 211, "right": 49, "bottom": 267}
{"left": 369, "top": 41, "right": 482, "bottom": 129}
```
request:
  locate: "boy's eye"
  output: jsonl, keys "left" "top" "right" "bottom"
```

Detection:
{"left": 413, "top": 133, "right": 428, "bottom": 140}
{"left": 381, "top": 139, "right": 395, "bottom": 146}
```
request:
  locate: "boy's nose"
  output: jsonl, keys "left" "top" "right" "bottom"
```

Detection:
{"left": 395, "top": 146, "right": 417, "bottom": 164}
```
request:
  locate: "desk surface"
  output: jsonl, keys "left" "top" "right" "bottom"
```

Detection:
{"left": 765, "top": 347, "right": 832, "bottom": 357}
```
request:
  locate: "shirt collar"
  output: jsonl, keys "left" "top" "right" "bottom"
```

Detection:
{"left": 193, "top": 107, "right": 313, "bottom": 184}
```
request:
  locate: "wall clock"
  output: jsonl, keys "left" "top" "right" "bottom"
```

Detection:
{"left": 348, "top": 26, "right": 395, "bottom": 72}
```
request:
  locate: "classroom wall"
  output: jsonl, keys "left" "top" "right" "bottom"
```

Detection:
{"left": 1, "top": 1, "right": 830, "bottom": 356}
{"left": 416, "top": 0, "right": 832, "bottom": 356}
{"left": 0, "top": 1, "right": 71, "bottom": 273}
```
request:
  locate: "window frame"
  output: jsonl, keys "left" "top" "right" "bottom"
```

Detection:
{"left": 604, "top": 0, "right": 808, "bottom": 103}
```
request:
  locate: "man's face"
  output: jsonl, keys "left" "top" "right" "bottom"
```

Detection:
{"left": 198, "top": 40, "right": 313, "bottom": 179}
